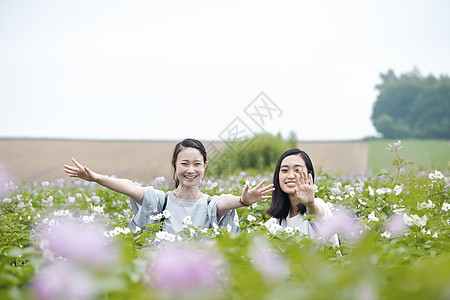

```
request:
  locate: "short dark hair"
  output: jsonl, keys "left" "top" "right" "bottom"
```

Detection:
{"left": 171, "top": 138, "right": 207, "bottom": 188}
{"left": 265, "top": 148, "right": 315, "bottom": 220}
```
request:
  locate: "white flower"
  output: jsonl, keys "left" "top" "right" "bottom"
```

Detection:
{"left": 417, "top": 200, "right": 435, "bottom": 210}
{"left": 212, "top": 223, "right": 220, "bottom": 234}
{"left": 265, "top": 219, "right": 283, "bottom": 234}
{"left": 393, "top": 185, "right": 403, "bottom": 196}
{"left": 182, "top": 216, "right": 193, "bottom": 227}
{"left": 226, "top": 224, "right": 232, "bottom": 233}
{"left": 442, "top": 202, "right": 450, "bottom": 212}
{"left": 41, "top": 181, "right": 50, "bottom": 187}
{"left": 284, "top": 226, "right": 294, "bottom": 234}
{"left": 429, "top": 170, "right": 444, "bottom": 181}
{"left": 53, "top": 210, "right": 71, "bottom": 217}
{"left": 162, "top": 210, "right": 172, "bottom": 219}
{"left": 368, "top": 212, "right": 379, "bottom": 222}
{"left": 82, "top": 215, "right": 94, "bottom": 223}
{"left": 155, "top": 230, "right": 177, "bottom": 242}
{"left": 92, "top": 205, "right": 104, "bottom": 214}
{"left": 404, "top": 214, "right": 428, "bottom": 227}
{"left": 109, "top": 227, "right": 122, "bottom": 237}
{"left": 2, "top": 198, "right": 11, "bottom": 203}
{"left": 381, "top": 231, "right": 392, "bottom": 238}
{"left": 432, "top": 232, "right": 438, "bottom": 238}
{"left": 247, "top": 215, "right": 256, "bottom": 222}
{"left": 376, "top": 188, "right": 391, "bottom": 195}
{"left": 392, "top": 206, "right": 406, "bottom": 214}
{"left": 368, "top": 186, "right": 374, "bottom": 196}
{"left": 150, "top": 214, "right": 163, "bottom": 221}
{"left": 358, "top": 199, "right": 367, "bottom": 206}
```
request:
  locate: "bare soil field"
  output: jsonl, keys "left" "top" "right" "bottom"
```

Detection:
{"left": 0, "top": 139, "right": 368, "bottom": 183}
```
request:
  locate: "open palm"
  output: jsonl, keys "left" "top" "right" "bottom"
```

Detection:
{"left": 293, "top": 171, "right": 314, "bottom": 205}
{"left": 241, "top": 179, "right": 274, "bottom": 206}
{"left": 64, "top": 158, "right": 97, "bottom": 182}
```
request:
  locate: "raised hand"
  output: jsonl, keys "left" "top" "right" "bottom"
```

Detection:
{"left": 64, "top": 158, "right": 98, "bottom": 182}
{"left": 241, "top": 179, "right": 275, "bottom": 206}
{"left": 293, "top": 169, "right": 315, "bottom": 206}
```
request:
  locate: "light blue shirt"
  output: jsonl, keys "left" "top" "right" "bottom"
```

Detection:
{"left": 129, "top": 187, "right": 240, "bottom": 234}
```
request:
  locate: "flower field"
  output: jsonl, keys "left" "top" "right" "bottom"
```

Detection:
{"left": 1, "top": 142, "right": 449, "bottom": 300}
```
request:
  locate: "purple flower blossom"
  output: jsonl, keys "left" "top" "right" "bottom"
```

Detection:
{"left": 42, "top": 221, "right": 116, "bottom": 266}
{"left": 384, "top": 214, "right": 408, "bottom": 237}
{"left": 31, "top": 261, "right": 96, "bottom": 300}
{"left": 317, "top": 207, "right": 364, "bottom": 242}
{"left": 152, "top": 176, "right": 166, "bottom": 188}
{"left": 147, "top": 244, "right": 225, "bottom": 297}
{"left": 330, "top": 187, "right": 342, "bottom": 196}
{"left": 92, "top": 195, "right": 100, "bottom": 205}
{"left": 248, "top": 236, "right": 289, "bottom": 281}
{"left": 67, "top": 196, "right": 75, "bottom": 205}
{"left": 355, "top": 185, "right": 364, "bottom": 194}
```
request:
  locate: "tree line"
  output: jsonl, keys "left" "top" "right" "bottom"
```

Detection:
{"left": 371, "top": 68, "right": 450, "bottom": 139}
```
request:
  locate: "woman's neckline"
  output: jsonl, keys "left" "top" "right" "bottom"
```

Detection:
{"left": 170, "top": 191, "right": 205, "bottom": 201}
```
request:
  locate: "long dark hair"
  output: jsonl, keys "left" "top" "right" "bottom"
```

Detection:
{"left": 171, "top": 138, "right": 207, "bottom": 188}
{"left": 266, "top": 148, "right": 315, "bottom": 220}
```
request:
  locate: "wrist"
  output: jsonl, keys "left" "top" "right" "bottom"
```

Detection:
{"left": 239, "top": 197, "right": 249, "bottom": 207}
{"left": 305, "top": 201, "right": 317, "bottom": 214}
{"left": 91, "top": 172, "right": 101, "bottom": 183}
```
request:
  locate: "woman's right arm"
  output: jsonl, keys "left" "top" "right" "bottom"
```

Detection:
{"left": 64, "top": 158, "right": 144, "bottom": 205}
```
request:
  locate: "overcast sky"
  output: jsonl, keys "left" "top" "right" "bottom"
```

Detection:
{"left": 1, "top": 0, "right": 449, "bottom": 142}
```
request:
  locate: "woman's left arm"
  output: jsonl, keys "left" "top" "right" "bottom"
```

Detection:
{"left": 217, "top": 179, "right": 274, "bottom": 219}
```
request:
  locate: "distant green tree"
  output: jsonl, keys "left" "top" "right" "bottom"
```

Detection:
{"left": 208, "top": 133, "right": 295, "bottom": 177}
{"left": 286, "top": 130, "right": 298, "bottom": 148}
{"left": 371, "top": 69, "right": 450, "bottom": 139}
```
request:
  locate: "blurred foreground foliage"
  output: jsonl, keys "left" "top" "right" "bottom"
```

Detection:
{"left": 0, "top": 141, "right": 449, "bottom": 300}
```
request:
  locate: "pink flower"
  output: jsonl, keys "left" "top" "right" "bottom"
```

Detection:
{"left": 147, "top": 244, "right": 225, "bottom": 297}
{"left": 42, "top": 221, "right": 116, "bottom": 266}
{"left": 31, "top": 261, "right": 96, "bottom": 300}
{"left": 248, "top": 236, "right": 289, "bottom": 281}
{"left": 317, "top": 207, "right": 364, "bottom": 242}
{"left": 385, "top": 214, "right": 408, "bottom": 237}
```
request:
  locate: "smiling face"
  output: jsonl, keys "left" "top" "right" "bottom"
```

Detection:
{"left": 174, "top": 147, "right": 207, "bottom": 188}
{"left": 278, "top": 154, "right": 307, "bottom": 195}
